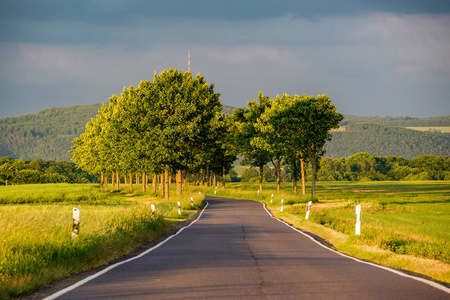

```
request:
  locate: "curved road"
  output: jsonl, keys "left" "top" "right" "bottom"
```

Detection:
{"left": 46, "top": 196, "right": 449, "bottom": 299}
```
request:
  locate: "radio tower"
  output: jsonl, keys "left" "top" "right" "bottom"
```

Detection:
{"left": 188, "top": 50, "right": 190, "bottom": 72}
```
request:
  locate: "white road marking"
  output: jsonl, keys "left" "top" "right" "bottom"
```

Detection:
{"left": 260, "top": 200, "right": 450, "bottom": 294}
{"left": 43, "top": 202, "right": 209, "bottom": 300}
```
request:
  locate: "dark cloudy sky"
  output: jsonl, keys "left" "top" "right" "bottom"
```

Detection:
{"left": 1, "top": 0, "right": 449, "bottom": 118}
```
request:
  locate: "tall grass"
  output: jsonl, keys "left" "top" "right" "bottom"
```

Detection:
{"left": 0, "top": 184, "right": 204, "bottom": 299}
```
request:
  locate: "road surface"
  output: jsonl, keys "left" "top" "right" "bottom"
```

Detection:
{"left": 46, "top": 196, "right": 449, "bottom": 299}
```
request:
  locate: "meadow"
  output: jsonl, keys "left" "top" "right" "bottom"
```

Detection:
{"left": 209, "top": 181, "right": 450, "bottom": 285}
{"left": 0, "top": 184, "right": 204, "bottom": 299}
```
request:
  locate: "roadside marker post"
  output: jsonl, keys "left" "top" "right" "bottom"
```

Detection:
{"left": 271, "top": 194, "right": 273, "bottom": 203}
{"left": 191, "top": 197, "right": 194, "bottom": 208}
{"left": 178, "top": 201, "right": 181, "bottom": 216}
{"left": 305, "top": 201, "right": 312, "bottom": 220}
{"left": 72, "top": 208, "right": 80, "bottom": 238}
{"left": 355, "top": 204, "right": 361, "bottom": 235}
{"left": 214, "top": 187, "right": 217, "bottom": 195}
{"left": 281, "top": 199, "right": 284, "bottom": 212}
{"left": 257, "top": 190, "right": 260, "bottom": 196}
{"left": 151, "top": 204, "right": 155, "bottom": 216}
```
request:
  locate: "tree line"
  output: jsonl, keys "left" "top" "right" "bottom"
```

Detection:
{"left": 69, "top": 69, "right": 343, "bottom": 199}
{"left": 70, "top": 69, "right": 237, "bottom": 200}
{"left": 239, "top": 153, "right": 450, "bottom": 183}
{"left": 0, "top": 157, "right": 98, "bottom": 185}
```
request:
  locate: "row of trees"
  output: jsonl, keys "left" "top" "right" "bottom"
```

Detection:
{"left": 70, "top": 69, "right": 343, "bottom": 198}
{"left": 70, "top": 69, "right": 236, "bottom": 200}
{"left": 233, "top": 92, "right": 343, "bottom": 196}
{"left": 239, "top": 153, "right": 450, "bottom": 183}
{"left": 0, "top": 157, "right": 98, "bottom": 185}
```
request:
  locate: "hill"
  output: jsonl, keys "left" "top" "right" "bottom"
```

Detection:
{"left": 325, "top": 121, "right": 450, "bottom": 159}
{"left": 0, "top": 104, "right": 102, "bottom": 161}
{"left": 0, "top": 104, "right": 449, "bottom": 161}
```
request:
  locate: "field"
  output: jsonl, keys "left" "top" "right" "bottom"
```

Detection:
{"left": 0, "top": 184, "right": 204, "bottom": 299}
{"left": 406, "top": 126, "right": 450, "bottom": 133}
{"left": 210, "top": 181, "right": 450, "bottom": 285}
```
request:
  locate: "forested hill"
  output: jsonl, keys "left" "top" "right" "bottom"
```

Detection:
{"left": 324, "top": 121, "right": 450, "bottom": 159}
{"left": 0, "top": 104, "right": 103, "bottom": 161}
{"left": 0, "top": 103, "right": 449, "bottom": 161}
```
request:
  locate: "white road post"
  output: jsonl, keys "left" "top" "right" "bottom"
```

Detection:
{"left": 271, "top": 194, "right": 273, "bottom": 203}
{"left": 178, "top": 201, "right": 181, "bottom": 216}
{"left": 72, "top": 208, "right": 80, "bottom": 238}
{"left": 191, "top": 197, "right": 194, "bottom": 208}
{"left": 151, "top": 204, "right": 155, "bottom": 217}
{"left": 355, "top": 204, "right": 361, "bottom": 235}
{"left": 305, "top": 201, "right": 312, "bottom": 220}
{"left": 257, "top": 190, "right": 260, "bottom": 196}
{"left": 214, "top": 187, "right": 217, "bottom": 195}
{"left": 281, "top": 199, "right": 284, "bottom": 212}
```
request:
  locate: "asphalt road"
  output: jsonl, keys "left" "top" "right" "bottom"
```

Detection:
{"left": 46, "top": 196, "right": 449, "bottom": 299}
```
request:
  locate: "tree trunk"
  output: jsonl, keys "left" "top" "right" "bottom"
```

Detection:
{"left": 142, "top": 172, "right": 146, "bottom": 193}
{"left": 136, "top": 174, "right": 139, "bottom": 185}
{"left": 222, "top": 167, "right": 226, "bottom": 189}
{"left": 112, "top": 171, "right": 115, "bottom": 189}
{"left": 206, "top": 163, "right": 210, "bottom": 187}
{"left": 104, "top": 176, "right": 108, "bottom": 189}
{"left": 301, "top": 159, "right": 306, "bottom": 196}
{"left": 5, "top": 179, "right": 8, "bottom": 186}
{"left": 129, "top": 173, "right": 132, "bottom": 191}
{"left": 259, "top": 163, "right": 264, "bottom": 193}
{"left": 272, "top": 160, "right": 281, "bottom": 192}
{"left": 293, "top": 178, "right": 297, "bottom": 193}
{"left": 161, "top": 173, "right": 165, "bottom": 197}
{"left": 100, "top": 172, "right": 104, "bottom": 188}
{"left": 153, "top": 175, "right": 157, "bottom": 193}
{"left": 213, "top": 174, "right": 217, "bottom": 187}
{"left": 176, "top": 170, "right": 182, "bottom": 196}
{"left": 116, "top": 171, "right": 120, "bottom": 190}
{"left": 185, "top": 171, "right": 190, "bottom": 186}
{"left": 165, "top": 170, "right": 170, "bottom": 201}
{"left": 311, "top": 156, "right": 317, "bottom": 197}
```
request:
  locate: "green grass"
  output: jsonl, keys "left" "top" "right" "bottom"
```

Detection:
{"left": 0, "top": 184, "right": 204, "bottom": 299}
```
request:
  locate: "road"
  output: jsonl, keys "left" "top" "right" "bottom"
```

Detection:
{"left": 46, "top": 196, "right": 449, "bottom": 299}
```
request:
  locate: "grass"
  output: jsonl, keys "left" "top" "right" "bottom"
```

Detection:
{"left": 213, "top": 180, "right": 450, "bottom": 285}
{"left": 0, "top": 183, "right": 204, "bottom": 299}
{"left": 406, "top": 126, "right": 450, "bottom": 133}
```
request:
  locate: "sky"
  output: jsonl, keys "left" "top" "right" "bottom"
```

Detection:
{"left": 0, "top": 0, "right": 449, "bottom": 118}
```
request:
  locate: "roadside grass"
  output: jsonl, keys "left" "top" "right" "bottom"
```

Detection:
{"left": 214, "top": 180, "right": 450, "bottom": 285}
{"left": 0, "top": 184, "right": 204, "bottom": 299}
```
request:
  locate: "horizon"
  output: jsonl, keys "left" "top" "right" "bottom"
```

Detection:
{"left": 1, "top": 1, "right": 449, "bottom": 118}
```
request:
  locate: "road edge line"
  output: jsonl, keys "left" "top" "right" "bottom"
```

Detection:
{"left": 43, "top": 201, "right": 210, "bottom": 300}
{"left": 260, "top": 201, "right": 450, "bottom": 294}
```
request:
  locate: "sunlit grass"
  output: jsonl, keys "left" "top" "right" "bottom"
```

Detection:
{"left": 0, "top": 183, "right": 204, "bottom": 299}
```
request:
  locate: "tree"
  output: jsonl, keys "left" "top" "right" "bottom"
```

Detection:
{"left": 233, "top": 92, "right": 272, "bottom": 193}
{"left": 256, "top": 93, "right": 343, "bottom": 196}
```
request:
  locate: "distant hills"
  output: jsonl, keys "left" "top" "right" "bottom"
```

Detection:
{"left": 0, "top": 103, "right": 449, "bottom": 161}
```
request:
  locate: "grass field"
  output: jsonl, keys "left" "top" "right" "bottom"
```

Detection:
{"left": 209, "top": 181, "right": 450, "bottom": 285}
{"left": 0, "top": 184, "right": 204, "bottom": 299}
{"left": 406, "top": 126, "right": 450, "bottom": 133}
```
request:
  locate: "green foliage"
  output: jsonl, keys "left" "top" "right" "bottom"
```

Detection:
{"left": 316, "top": 152, "right": 450, "bottom": 181}
{"left": 0, "top": 157, "right": 99, "bottom": 185}
{"left": 325, "top": 121, "right": 450, "bottom": 159}
{"left": 0, "top": 104, "right": 102, "bottom": 161}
